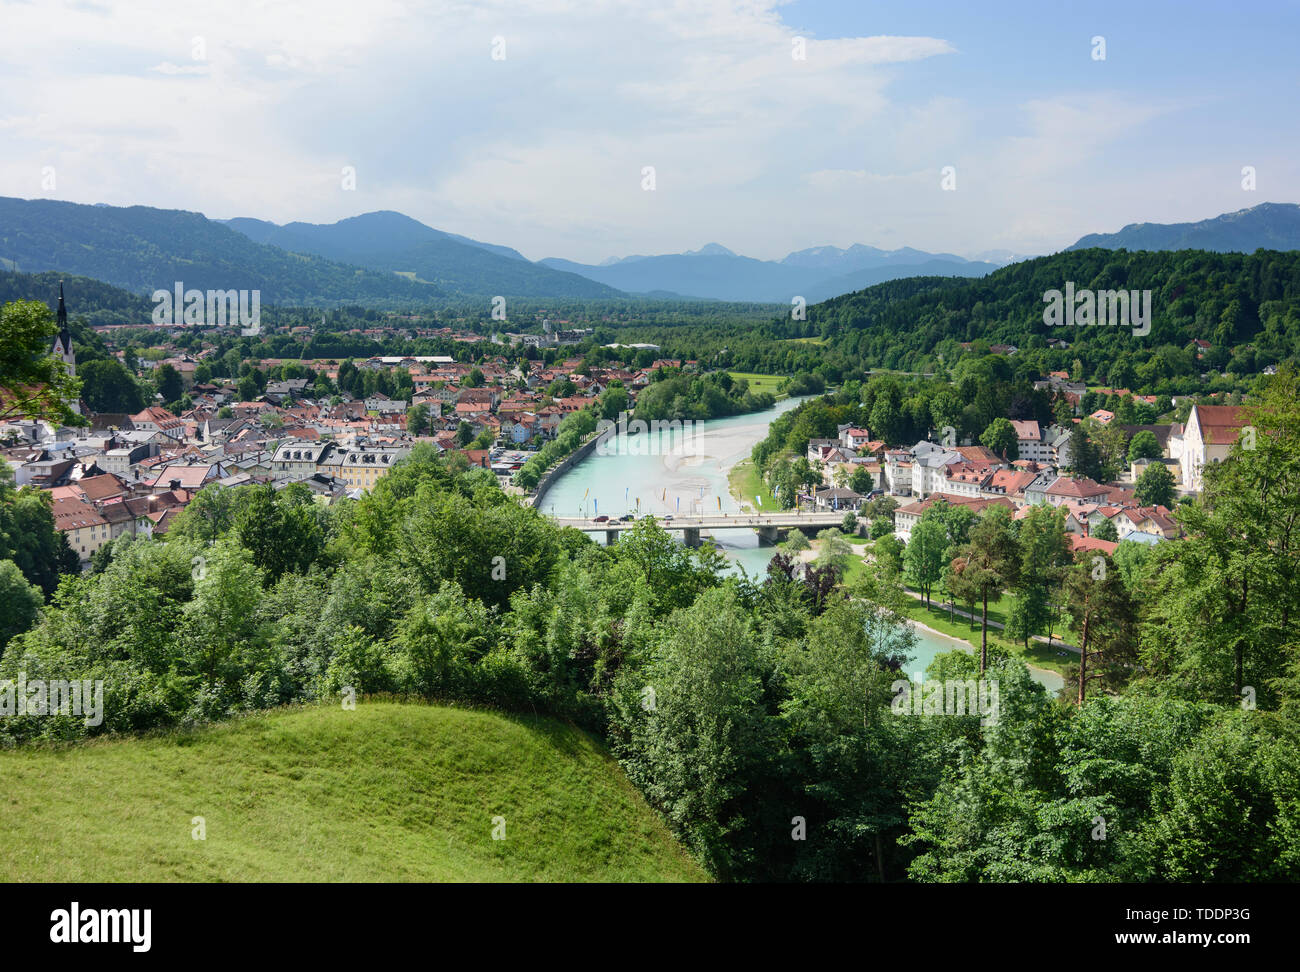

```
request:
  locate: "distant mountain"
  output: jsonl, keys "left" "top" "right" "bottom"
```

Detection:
{"left": 224, "top": 211, "right": 622, "bottom": 300}
{"left": 541, "top": 243, "right": 996, "bottom": 302}
{"left": 801, "top": 259, "right": 999, "bottom": 303}
{"left": 1069, "top": 202, "right": 1300, "bottom": 253}
{"left": 0, "top": 197, "right": 445, "bottom": 306}
{"left": 780, "top": 243, "right": 975, "bottom": 273}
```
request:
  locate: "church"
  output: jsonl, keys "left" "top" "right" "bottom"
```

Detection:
{"left": 50, "top": 282, "right": 80, "bottom": 416}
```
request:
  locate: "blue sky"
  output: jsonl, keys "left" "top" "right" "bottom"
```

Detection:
{"left": 1, "top": 0, "right": 1296, "bottom": 263}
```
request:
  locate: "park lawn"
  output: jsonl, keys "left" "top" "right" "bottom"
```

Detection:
{"left": 727, "top": 371, "right": 788, "bottom": 398}
{"left": 896, "top": 592, "right": 1077, "bottom": 677}
{"left": 0, "top": 703, "right": 708, "bottom": 883}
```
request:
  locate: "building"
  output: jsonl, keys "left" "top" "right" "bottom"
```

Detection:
{"left": 272, "top": 441, "right": 335, "bottom": 480}
{"left": 1180, "top": 404, "right": 1248, "bottom": 492}
{"left": 1011, "top": 419, "right": 1052, "bottom": 463}
{"left": 51, "top": 495, "right": 109, "bottom": 563}
{"left": 50, "top": 284, "right": 80, "bottom": 415}
{"left": 320, "top": 447, "right": 410, "bottom": 492}
{"left": 892, "top": 493, "right": 1014, "bottom": 542}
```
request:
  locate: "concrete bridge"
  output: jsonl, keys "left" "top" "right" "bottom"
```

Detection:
{"left": 547, "top": 511, "right": 850, "bottom": 547}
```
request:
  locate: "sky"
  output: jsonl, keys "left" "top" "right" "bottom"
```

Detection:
{"left": 2, "top": 0, "right": 1298, "bottom": 264}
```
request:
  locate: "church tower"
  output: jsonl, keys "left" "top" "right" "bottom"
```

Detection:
{"left": 51, "top": 282, "right": 80, "bottom": 415}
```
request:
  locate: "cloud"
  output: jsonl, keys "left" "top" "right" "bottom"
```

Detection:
{"left": 3, "top": 0, "right": 1275, "bottom": 263}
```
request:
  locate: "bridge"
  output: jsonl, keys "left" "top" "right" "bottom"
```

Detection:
{"left": 547, "top": 511, "right": 850, "bottom": 547}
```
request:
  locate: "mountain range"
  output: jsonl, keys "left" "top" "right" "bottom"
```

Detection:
{"left": 540, "top": 245, "right": 1000, "bottom": 302}
{"left": 1069, "top": 202, "right": 1300, "bottom": 252}
{"left": 2, "top": 197, "right": 1299, "bottom": 312}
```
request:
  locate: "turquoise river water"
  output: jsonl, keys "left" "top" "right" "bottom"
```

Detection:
{"left": 538, "top": 397, "right": 1064, "bottom": 693}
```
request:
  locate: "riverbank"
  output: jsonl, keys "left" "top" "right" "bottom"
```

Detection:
{"left": 727, "top": 458, "right": 778, "bottom": 513}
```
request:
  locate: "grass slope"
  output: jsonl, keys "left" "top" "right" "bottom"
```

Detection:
{"left": 0, "top": 703, "right": 707, "bottom": 883}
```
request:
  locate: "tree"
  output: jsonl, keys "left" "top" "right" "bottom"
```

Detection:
{"left": 874, "top": 533, "right": 904, "bottom": 575}
{"left": 78, "top": 358, "right": 144, "bottom": 413}
{"left": 1064, "top": 551, "right": 1137, "bottom": 704}
{"left": 0, "top": 558, "right": 43, "bottom": 650}
{"left": 1007, "top": 503, "right": 1071, "bottom": 650}
{"left": 1127, "top": 429, "right": 1163, "bottom": 463}
{"left": 155, "top": 363, "right": 184, "bottom": 404}
{"left": 1068, "top": 424, "right": 1104, "bottom": 481}
{"left": 406, "top": 403, "right": 430, "bottom": 437}
{"left": 848, "top": 466, "right": 874, "bottom": 495}
{"left": 462, "top": 367, "right": 484, "bottom": 388}
{"left": 948, "top": 505, "right": 1021, "bottom": 672}
{"left": 1092, "top": 518, "right": 1119, "bottom": 542}
{"left": 0, "top": 300, "right": 83, "bottom": 426}
{"left": 904, "top": 518, "right": 946, "bottom": 607}
{"left": 841, "top": 511, "right": 859, "bottom": 535}
{"left": 1135, "top": 462, "right": 1175, "bottom": 507}
{"left": 980, "top": 417, "right": 1019, "bottom": 460}
{"left": 816, "top": 528, "right": 853, "bottom": 569}
{"left": 231, "top": 484, "right": 326, "bottom": 583}
{"left": 600, "top": 383, "right": 629, "bottom": 420}
{"left": 1140, "top": 364, "right": 1300, "bottom": 705}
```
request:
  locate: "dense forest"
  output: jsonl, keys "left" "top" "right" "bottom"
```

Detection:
{"left": 613, "top": 248, "right": 1300, "bottom": 395}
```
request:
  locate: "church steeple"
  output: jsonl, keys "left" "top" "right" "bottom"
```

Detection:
{"left": 53, "top": 282, "right": 72, "bottom": 357}
{"left": 52, "top": 282, "right": 79, "bottom": 415}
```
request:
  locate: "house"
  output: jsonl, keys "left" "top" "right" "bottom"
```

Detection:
{"left": 130, "top": 406, "right": 185, "bottom": 438}
{"left": 1011, "top": 419, "right": 1052, "bottom": 463}
{"left": 51, "top": 496, "right": 110, "bottom": 564}
{"left": 811, "top": 486, "right": 863, "bottom": 511}
{"left": 144, "top": 463, "right": 220, "bottom": 494}
{"left": 272, "top": 441, "right": 336, "bottom": 480}
{"left": 980, "top": 468, "right": 1039, "bottom": 504}
{"left": 1180, "top": 404, "right": 1248, "bottom": 492}
{"left": 892, "top": 493, "right": 1014, "bottom": 542}
{"left": 1113, "top": 505, "right": 1180, "bottom": 540}
{"left": 839, "top": 428, "right": 872, "bottom": 451}
{"left": 318, "top": 447, "right": 411, "bottom": 492}
{"left": 1044, "top": 476, "right": 1111, "bottom": 506}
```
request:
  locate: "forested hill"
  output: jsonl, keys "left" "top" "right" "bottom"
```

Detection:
{"left": 778, "top": 248, "right": 1300, "bottom": 381}
{"left": 0, "top": 197, "right": 446, "bottom": 307}
{"left": 223, "top": 211, "right": 625, "bottom": 300}
{"left": 0, "top": 269, "right": 152, "bottom": 325}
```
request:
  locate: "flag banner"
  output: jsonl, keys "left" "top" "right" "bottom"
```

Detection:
{"left": 756, "top": 495, "right": 762, "bottom": 506}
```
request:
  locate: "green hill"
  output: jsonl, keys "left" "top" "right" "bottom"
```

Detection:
{"left": 0, "top": 703, "right": 707, "bottom": 882}
{"left": 0, "top": 196, "right": 446, "bottom": 307}
{"left": 225, "top": 211, "right": 625, "bottom": 299}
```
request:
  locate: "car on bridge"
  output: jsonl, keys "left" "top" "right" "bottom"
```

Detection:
{"left": 618, "top": 514, "right": 635, "bottom": 522}
{"left": 593, "top": 515, "right": 609, "bottom": 522}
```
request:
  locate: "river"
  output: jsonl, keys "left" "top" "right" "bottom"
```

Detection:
{"left": 537, "top": 396, "right": 1065, "bottom": 693}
